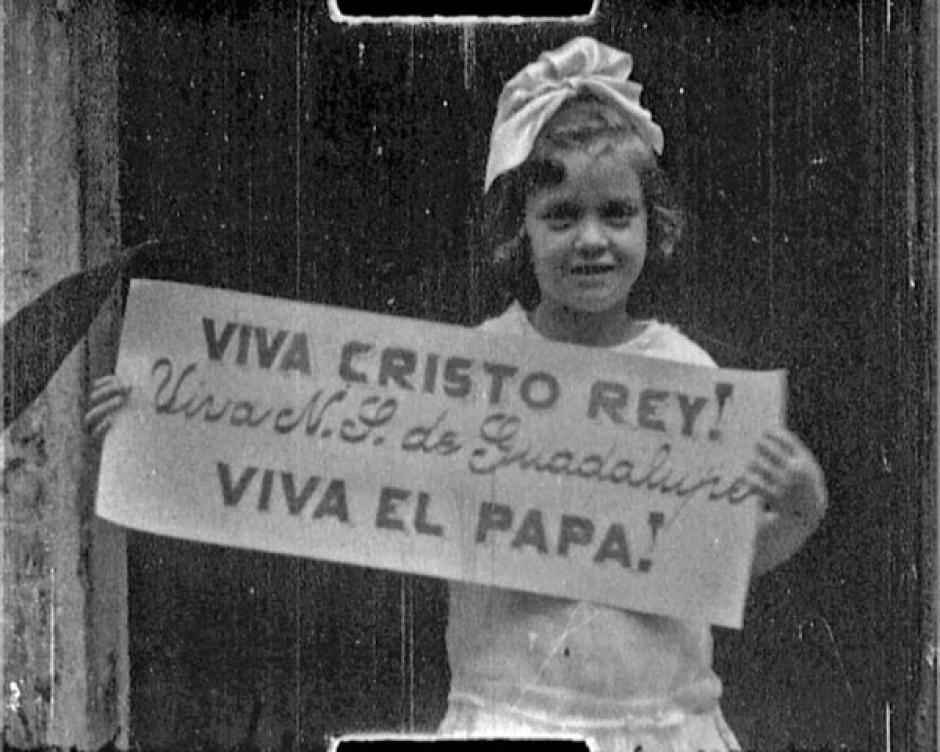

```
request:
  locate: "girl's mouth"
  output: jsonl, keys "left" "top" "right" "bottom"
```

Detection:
{"left": 570, "top": 264, "right": 617, "bottom": 276}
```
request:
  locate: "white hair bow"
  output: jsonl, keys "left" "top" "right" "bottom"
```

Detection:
{"left": 484, "top": 36, "right": 664, "bottom": 193}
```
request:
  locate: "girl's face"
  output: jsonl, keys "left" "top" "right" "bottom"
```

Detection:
{"left": 523, "top": 147, "right": 648, "bottom": 317}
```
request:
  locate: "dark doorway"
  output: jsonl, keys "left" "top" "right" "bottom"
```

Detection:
{"left": 118, "top": 1, "right": 934, "bottom": 750}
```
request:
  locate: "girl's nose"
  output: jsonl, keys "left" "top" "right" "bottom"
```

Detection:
{"left": 574, "top": 218, "right": 609, "bottom": 254}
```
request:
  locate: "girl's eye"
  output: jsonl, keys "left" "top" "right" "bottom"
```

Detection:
{"left": 602, "top": 202, "right": 640, "bottom": 226}
{"left": 540, "top": 202, "right": 580, "bottom": 229}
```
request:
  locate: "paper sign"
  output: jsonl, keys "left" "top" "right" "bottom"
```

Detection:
{"left": 96, "top": 279, "right": 785, "bottom": 627}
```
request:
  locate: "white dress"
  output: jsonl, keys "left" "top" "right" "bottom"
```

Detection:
{"left": 440, "top": 303, "right": 741, "bottom": 752}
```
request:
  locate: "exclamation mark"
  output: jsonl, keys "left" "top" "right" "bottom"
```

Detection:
{"left": 709, "top": 383, "right": 734, "bottom": 440}
{"left": 648, "top": 511, "right": 665, "bottom": 544}
{"left": 639, "top": 511, "right": 666, "bottom": 574}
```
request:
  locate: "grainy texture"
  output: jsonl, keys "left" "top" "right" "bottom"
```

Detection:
{"left": 116, "top": 0, "right": 935, "bottom": 748}
{"left": 4, "top": 2, "right": 85, "bottom": 745}
{"left": 4, "top": 0, "right": 932, "bottom": 750}
{"left": 71, "top": 0, "right": 130, "bottom": 747}
{"left": 2, "top": 1, "right": 127, "bottom": 748}
{"left": 915, "top": 4, "right": 937, "bottom": 751}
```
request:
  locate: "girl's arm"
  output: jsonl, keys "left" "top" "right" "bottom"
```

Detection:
{"left": 748, "top": 428, "right": 828, "bottom": 577}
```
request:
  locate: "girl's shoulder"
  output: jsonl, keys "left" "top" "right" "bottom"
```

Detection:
{"left": 476, "top": 301, "right": 532, "bottom": 337}
{"left": 476, "top": 303, "right": 717, "bottom": 369}
{"left": 629, "top": 320, "right": 718, "bottom": 368}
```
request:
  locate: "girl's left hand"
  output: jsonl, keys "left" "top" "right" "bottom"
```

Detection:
{"left": 748, "top": 427, "right": 828, "bottom": 575}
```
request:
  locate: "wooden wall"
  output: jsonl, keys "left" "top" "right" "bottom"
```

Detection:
{"left": 3, "top": 2, "right": 129, "bottom": 748}
{"left": 112, "top": 0, "right": 935, "bottom": 750}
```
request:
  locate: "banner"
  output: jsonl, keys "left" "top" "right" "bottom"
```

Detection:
{"left": 96, "top": 280, "right": 785, "bottom": 627}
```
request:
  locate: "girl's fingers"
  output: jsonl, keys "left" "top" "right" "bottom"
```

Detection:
{"left": 747, "top": 469, "right": 779, "bottom": 504}
{"left": 749, "top": 458, "right": 782, "bottom": 487}
{"left": 762, "top": 428, "right": 802, "bottom": 457}
{"left": 91, "top": 374, "right": 115, "bottom": 391}
{"left": 84, "top": 394, "right": 129, "bottom": 430}
{"left": 91, "top": 373, "right": 127, "bottom": 392}
{"left": 90, "top": 379, "right": 131, "bottom": 401}
{"left": 755, "top": 441, "right": 787, "bottom": 468}
{"left": 89, "top": 413, "right": 116, "bottom": 439}
{"left": 85, "top": 374, "right": 132, "bottom": 439}
{"left": 88, "top": 388, "right": 128, "bottom": 409}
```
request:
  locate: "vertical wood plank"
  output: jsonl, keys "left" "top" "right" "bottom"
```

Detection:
{"left": 3, "top": 0, "right": 127, "bottom": 748}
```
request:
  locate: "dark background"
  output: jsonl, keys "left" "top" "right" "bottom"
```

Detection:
{"left": 115, "top": 0, "right": 934, "bottom": 749}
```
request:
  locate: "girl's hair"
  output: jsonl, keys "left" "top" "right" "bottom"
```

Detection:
{"left": 483, "top": 96, "right": 686, "bottom": 312}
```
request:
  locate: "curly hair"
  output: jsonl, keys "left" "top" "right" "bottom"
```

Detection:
{"left": 483, "top": 99, "right": 686, "bottom": 313}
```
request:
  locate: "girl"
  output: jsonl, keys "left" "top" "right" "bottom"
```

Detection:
{"left": 436, "top": 37, "right": 827, "bottom": 751}
{"left": 86, "top": 35, "right": 827, "bottom": 752}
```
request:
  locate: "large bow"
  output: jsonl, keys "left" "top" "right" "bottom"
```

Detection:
{"left": 484, "top": 36, "right": 664, "bottom": 192}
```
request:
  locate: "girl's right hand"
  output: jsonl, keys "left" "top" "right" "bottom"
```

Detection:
{"left": 85, "top": 374, "right": 132, "bottom": 440}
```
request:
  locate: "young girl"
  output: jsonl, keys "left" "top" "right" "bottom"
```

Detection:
{"left": 86, "top": 35, "right": 827, "bottom": 752}
{"left": 436, "top": 37, "right": 827, "bottom": 751}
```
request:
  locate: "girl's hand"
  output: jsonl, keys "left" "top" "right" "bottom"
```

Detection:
{"left": 748, "top": 427, "right": 828, "bottom": 576}
{"left": 84, "top": 374, "right": 132, "bottom": 440}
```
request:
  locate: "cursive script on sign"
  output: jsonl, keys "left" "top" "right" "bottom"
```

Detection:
{"left": 150, "top": 355, "right": 753, "bottom": 507}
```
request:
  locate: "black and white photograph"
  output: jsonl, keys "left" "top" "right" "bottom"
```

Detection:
{"left": 3, "top": 1, "right": 936, "bottom": 751}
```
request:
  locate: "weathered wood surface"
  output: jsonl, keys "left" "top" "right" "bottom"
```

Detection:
{"left": 3, "top": 1, "right": 128, "bottom": 749}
